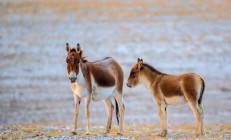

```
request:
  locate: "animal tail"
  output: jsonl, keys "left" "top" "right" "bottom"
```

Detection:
{"left": 115, "top": 98, "right": 125, "bottom": 125}
{"left": 115, "top": 98, "right": 119, "bottom": 125}
{"left": 198, "top": 78, "right": 205, "bottom": 105}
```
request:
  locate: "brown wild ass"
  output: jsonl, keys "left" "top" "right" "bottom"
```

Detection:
{"left": 127, "top": 58, "right": 205, "bottom": 137}
{"left": 65, "top": 43, "right": 125, "bottom": 135}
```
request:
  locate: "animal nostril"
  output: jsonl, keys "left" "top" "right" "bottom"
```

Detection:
{"left": 127, "top": 83, "right": 132, "bottom": 88}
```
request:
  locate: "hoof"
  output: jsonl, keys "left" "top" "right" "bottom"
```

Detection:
{"left": 71, "top": 131, "right": 77, "bottom": 135}
{"left": 85, "top": 132, "right": 90, "bottom": 135}
{"left": 196, "top": 132, "right": 205, "bottom": 137}
{"left": 71, "top": 128, "right": 77, "bottom": 135}
{"left": 104, "top": 130, "right": 110, "bottom": 134}
{"left": 159, "top": 130, "right": 167, "bottom": 137}
{"left": 117, "top": 132, "right": 123, "bottom": 136}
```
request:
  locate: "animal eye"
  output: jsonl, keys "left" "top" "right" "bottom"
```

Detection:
{"left": 130, "top": 72, "right": 136, "bottom": 78}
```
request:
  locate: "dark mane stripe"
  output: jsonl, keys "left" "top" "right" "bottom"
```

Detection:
{"left": 92, "top": 57, "right": 112, "bottom": 63}
{"left": 81, "top": 57, "right": 88, "bottom": 63}
{"left": 98, "top": 57, "right": 111, "bottom": 61}
{"left": 142, "top": 63, "right": 163, "bottom": 74}
{"left": 102, "top": 57, "right": 111, "bottom": 60}
{"left": 81, "top": 57, "right": 112, "bottom": 64}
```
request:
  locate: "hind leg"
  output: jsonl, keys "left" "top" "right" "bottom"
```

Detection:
{"left": 114, "top": 91, "right": 124, "bottom": 135}
{"left": 103, "top": 97, "right": 114, "bottom": 133}
{"left": 198, "top": 104, "right": 205, "bottom": 135}
{"left": 188, "top": 101, "right": 203, "bottom": 136}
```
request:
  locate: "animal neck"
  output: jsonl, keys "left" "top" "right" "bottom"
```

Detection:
{"left": 139, "top": 64, "right": 163, "bottom": 88}
{"left": 75, "top": 61, "right": 88, "bottom": 85}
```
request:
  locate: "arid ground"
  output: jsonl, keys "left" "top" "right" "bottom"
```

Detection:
{"left": 0, "top": 0, "right": 231, "bottom": 139}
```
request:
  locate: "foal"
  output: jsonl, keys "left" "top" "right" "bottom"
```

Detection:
{"left": 65, "top": 43, "right": 125, "bottom": 135}
{"left": 127, "top": 58, "right": 205, "bottom": 137}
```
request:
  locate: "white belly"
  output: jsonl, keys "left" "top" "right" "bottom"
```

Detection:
{"left": 70, "top": 83, "right": 88, "bottom": 98}
{"left": 91, "top": 86, "right": 115, "bottom": 101}
{"left": 165, "top": 96, "right": 187, "bottom": 106}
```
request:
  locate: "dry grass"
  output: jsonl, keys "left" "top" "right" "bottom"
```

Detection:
{"left": 1, "top": 123, "right": 231, "bottom": 139}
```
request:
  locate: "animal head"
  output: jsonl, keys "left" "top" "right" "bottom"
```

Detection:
{"left": 65, "top": 43, "right": 82, "bottom": 83}
{"left": 127, "top": 58, "right": 143, "bottom": 88}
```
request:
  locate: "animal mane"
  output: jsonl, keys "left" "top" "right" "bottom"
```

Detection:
{"left": 80, "top": 56, "right": 112, "bottom": 64}
{"left": 142, "top": 63, "right": 163, "bottom": 75}
{"left": 81, "top": 57, "right": 88, "bottom": 63}
{"left": 92, "top": 57, "right": 112, "bottom": 63}
{"left": 101, "top": 57, "right": 111, "bottom": 61}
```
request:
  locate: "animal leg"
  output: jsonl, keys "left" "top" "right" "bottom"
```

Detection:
{"left": 198, "top": 104, "right": 205, "bottom": 135}
{"left": 164, "top": 105, "right": 168, "bottom": 133}
{"left": 188, "top": 101, "right": 202, "bottom": 136}
{"left": 157, "top": 103, "right": 167, "bottom": 137}
{"left": 114, "top": 91, "right": 124, "bottom": 135}
{"left": 85, "top": 95, "right": 91, "bottom": 135}
{"left": 71, "top": 94, "right": 80, "bottom": 134}
{"left": 103, "top": 97, "right": 114, "bottom": 133}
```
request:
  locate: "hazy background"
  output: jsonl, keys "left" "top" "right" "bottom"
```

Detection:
{"left": 0, "top": 0, "right": 231, "bottom": 127}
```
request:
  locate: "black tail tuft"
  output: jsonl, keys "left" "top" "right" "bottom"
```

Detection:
{"left": 115, "top": 98, "right": 119, "bottom": 125}
{"left": 198, "top": 78, "right": 205, "bottom": 105}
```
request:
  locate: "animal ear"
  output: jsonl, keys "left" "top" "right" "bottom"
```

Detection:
{"left": 137, "top": 58, "right": 143, "bottom": 69}
{"left": 76, "top": 43, "right": 81, "bottom": 53}
{"left": 79, "top": 50, "right": 83, "bottom": 58}
{"left": 66, "top": 43, "right": 70, "bottom": 53}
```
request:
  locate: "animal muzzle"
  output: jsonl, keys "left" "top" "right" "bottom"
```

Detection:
{"left": 69, "top": 77, "right": 77, "bottom": 83}
{"left": 126, "top": 82, "right": 132, "bottom": 88}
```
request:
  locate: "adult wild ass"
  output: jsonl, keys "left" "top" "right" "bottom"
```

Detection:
{"left": 126, "top": 58, "right": 205, "bottom": 137}
{"left": 65, "top": 43, "right": 125, "bottom": 135}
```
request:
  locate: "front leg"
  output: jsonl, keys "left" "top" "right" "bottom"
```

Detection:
{"left": 72, "top": 94, "right": 80, "bottom": 134}
{"left": 85, "top": 95, "right": 91, "bottom": 135}
{"left": 157, "top": 103, "right": 168, "bottom": 137}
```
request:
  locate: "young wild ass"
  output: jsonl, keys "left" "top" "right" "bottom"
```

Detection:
{"left": 126, "top": 58, "right": 205, "bottom": 137}
{"left": 65, "top": 43, "right": 125, "bottom": 135}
